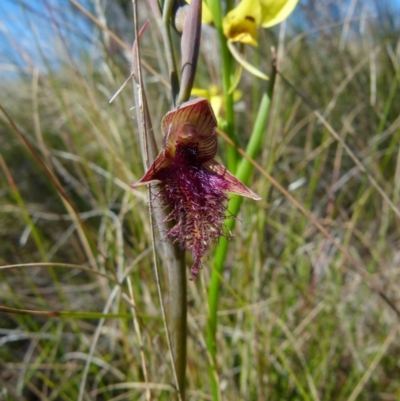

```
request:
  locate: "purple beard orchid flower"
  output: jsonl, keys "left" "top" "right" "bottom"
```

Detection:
{"left": 132, "top": 98, "right": 260, "bottom": 280}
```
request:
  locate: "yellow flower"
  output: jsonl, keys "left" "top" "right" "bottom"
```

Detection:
{"left": 223, "top": 0, "right": 298, "bottom": 46}
{"left": 191, "top": 85, "right": 242, "bottom": 121}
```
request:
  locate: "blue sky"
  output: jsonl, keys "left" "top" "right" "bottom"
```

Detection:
{"left": 1, "top": 0, "right": 399, "bottom": 79}
{"left": 0, "top": 0, "right": 93, "bottom": 77}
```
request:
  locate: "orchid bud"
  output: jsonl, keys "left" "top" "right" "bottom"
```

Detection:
{"left": 174, "top": 4, "right": 189, "bottom": 34}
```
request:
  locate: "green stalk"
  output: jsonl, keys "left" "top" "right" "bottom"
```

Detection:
{"left": 206, "top": 0, "right": 238, "bottom": 172}
{"left": 206, "top": 67, "right": 277, "bottom": 399}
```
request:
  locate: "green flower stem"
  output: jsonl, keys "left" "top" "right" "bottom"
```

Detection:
{"left": 207, "top": 0, "right": 238, "bottom": 172}
{"left": 206, "top": 68, "right": 276, "bottom": 399}
{"left": 221, "top": 42, "right": 238, "bottom": 173}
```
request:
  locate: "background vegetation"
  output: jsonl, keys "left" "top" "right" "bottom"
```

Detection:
{"left": 1, "top": 0, "right": 400, "bottom": 400}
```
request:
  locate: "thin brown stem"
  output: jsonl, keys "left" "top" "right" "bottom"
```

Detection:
{"left": 131, "top": 2, "right": 186, "bottom": 399}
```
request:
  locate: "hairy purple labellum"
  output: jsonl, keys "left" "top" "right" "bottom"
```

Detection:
{"left": 132, "top": 98, "right": 260, "bottom": 280}
{"left": 152, "top": 144, "right": 230, "bottom": 279}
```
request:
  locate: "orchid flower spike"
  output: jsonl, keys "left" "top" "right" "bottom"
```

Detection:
{"left": 132, "top": 98, "right": 260, "bottom": 280}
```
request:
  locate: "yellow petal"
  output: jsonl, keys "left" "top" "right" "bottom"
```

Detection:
{"left": 191, "top": 87, "right": 210, "bottom": 99}
{"left": 210, "top": 95, "right": 223, "bottom": 118}
{"left": 186, "top": 0, "right": 214, "bottom": 24}
{"left": 190, "top": 86, "right": 240, "bottom": 119}
{"left": 227, "top": 64, "right": 243, "bottom": 95}
{"left": 208, "top": 85, "right": 219, "bottom": 97}
{"left": 233, "top": 89, "right": 242, "bottom": 103}
{"left": 201, "top": 1, "right": 213, "bottom": 24}
{"left": 222, "top": 0, "right": 261, "bottom": 46}
{"left": 227, "top": 41, "right": 269, "bottom": 80}
{"left": 260, "top": 0, "right": 298, "bottom": 28}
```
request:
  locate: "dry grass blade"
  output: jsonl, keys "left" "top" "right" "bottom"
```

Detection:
{"left": 217, "top": 128, "right": 400, "bottom": 318}
{"left": 347, "top": 325, "right": 399, "bottom": 401}
{"left": 68, "top": 0, "right": 169, "bottom": 88}
{"left": 279, "top": 72, "right": 400, "bottom": 222}
{"left": 0, "top": 105, "right": 116, "bottom": 280}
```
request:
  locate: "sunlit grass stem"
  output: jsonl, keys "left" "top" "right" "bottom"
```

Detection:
{"left": 206, "top": 65, "right": 276, "bottom": 398}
